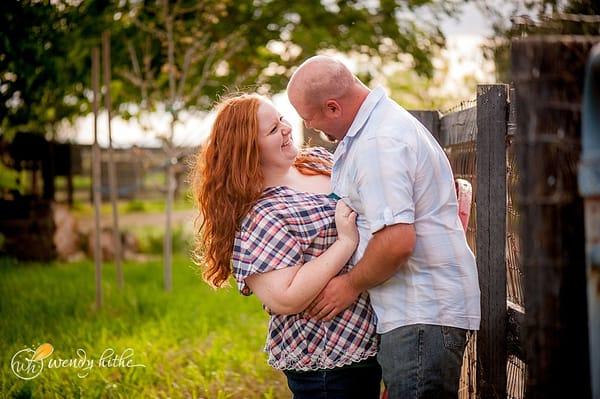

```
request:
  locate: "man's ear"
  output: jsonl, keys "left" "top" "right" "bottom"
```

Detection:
{"left": 324, "top": 100, "right": 341, "bottom": 118}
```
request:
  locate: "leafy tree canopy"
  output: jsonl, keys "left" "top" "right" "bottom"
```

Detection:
{"left": 1, "top": 0, "right": 464, "bottom": 139}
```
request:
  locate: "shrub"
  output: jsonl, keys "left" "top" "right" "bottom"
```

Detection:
{"left": 135, "top": 224, "right": 190, "bottom": 255}
{"left": 124, "top": 199, "right": 147, "bottom": 213}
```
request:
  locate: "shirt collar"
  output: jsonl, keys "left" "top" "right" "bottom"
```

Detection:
{"left": 343, "top": 86, "right": 386, "bottom": 140}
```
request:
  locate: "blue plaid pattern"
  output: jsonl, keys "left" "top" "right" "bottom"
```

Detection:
{"left": 232, "top": 147, "right": 378, "bottom": 371}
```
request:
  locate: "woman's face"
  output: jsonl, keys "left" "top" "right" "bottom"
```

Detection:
{"left": 256, "top": 98, "right": 298, "bottom": 170}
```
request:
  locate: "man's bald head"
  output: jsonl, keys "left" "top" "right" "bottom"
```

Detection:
{"left": 287, "top": 55, "right": 369, "bottom": 140}
{"left": 287, "top": 56, "right": 355, "bottom": 110}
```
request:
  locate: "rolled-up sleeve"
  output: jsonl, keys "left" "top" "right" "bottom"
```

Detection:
{"left": 355, "top": 136, "right": 417, "bottom": 234}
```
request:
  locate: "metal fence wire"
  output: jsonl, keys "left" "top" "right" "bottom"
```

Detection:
{"left": 437, "top": 103, "right": 478, "bottom": 399}
{"left": 506, "top": 91, "right": 526, "bottom": 399}
{"left": 507, "top": 92, "right": 524, "bottom": 308}
{"left": 437, "top": 93, "right": 526, "bottom": 398}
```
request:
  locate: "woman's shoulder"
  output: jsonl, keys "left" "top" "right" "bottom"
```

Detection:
{"left": 237, "top": 194, "right": 287, "bottom": 235}
{"left": 296, "top": 146, "right": 333, "bottom": 175}
{"left": 299, "top": 145, "right": 334, "bottom": 162}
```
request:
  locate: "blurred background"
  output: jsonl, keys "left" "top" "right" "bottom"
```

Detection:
{"left": 1, "top": 0, "right": 598, "bottom": 398}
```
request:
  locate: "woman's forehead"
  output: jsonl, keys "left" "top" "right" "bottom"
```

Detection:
{"left": 257, "top": 99, "right": 278, "bottom": 119}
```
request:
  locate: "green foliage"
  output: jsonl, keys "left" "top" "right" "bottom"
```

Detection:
{"left": 70, "top": 198, "right": 193, "bottom": 218}
{"left": 135, "top": 224, "right": 190, "bottom": 254}
{"left": 387, "top": 57, "right": 478, "bottom": 110}
{"left": 124, "top": 198, "right": 148, "bottom": 213}
{"left": 0, "top": 0, "right": 464, "bottom": 138}
{"left": 0, "top": 162, "right": 20, "bottom": 192}
{"left": 0, "top": 255, "right": 285, "bottom": 398}
{"left": 0, "top": 0, "right": 123, "bottom": 138}
{"left": 115, "top": 0, "right": 456, "bottom": 120}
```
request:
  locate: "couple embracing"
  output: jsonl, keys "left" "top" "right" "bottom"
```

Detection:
{"left": 191, "top": 56, "right": 480, "bottom": 399}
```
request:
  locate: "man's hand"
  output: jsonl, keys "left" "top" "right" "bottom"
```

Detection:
{"left": 305, "top": 274, "right": 360, "bottom": 321}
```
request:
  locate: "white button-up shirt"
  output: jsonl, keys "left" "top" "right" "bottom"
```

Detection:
{"left": 331, "top": 87, "right": 481, "bottom": 333}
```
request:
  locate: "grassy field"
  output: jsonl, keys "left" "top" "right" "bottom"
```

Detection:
{"left": 69, "top": 197, "right": 195, "bottom": 218}
{"left": 0, "top": 255, "right": 288, "bottom": 398}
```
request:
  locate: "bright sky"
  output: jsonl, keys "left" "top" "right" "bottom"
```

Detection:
{"left": 60, "top": 2, "right": 497, "bottom": 149}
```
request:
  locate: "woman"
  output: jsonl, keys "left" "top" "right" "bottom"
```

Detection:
{"left": 191, "top": 93, "right": 380, "bottom": 398}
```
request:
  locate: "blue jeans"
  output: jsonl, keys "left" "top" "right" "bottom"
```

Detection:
{"left": 283, "top": 356, "right": 382, "bottom": 399}
{"left": 377, "top": 324, "right": 468, "bottom": 399}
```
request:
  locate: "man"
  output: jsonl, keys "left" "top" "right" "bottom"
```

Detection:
{"left": 287, "top": 55, "right": 481, "bottom": 399}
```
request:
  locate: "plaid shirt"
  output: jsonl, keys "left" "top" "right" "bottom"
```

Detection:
{"left": 232, "top": 147, "right": 378, "bottom": 371}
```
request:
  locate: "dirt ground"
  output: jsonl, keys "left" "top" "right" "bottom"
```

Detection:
{"left": 77, "top": 209, "right": 198, "bottom": 233}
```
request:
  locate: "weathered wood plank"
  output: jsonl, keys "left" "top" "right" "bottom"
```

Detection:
{"left": 507, "top": 301, "right": 525, "bottom": 359}
{"left": 508, "top": 87, "right": 517, "bottom": 137}
{"left": 440, "top": 107, "right": 477, "bottom": 146}
{"left": 476, "top": 83, "right": 509, "bottom": 399}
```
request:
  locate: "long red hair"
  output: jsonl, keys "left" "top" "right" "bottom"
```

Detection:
{"left": 191, "top": 93, "right": 331, "bottom": 288}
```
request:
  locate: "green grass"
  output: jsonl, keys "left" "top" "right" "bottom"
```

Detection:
{"left": 54, "top": 176, "right": 92, "bottom": 191}
{"left": 132, "top": 225, "right": 190, "bottom": 255}
{"left": 70, "top": 197, "right": 194, "bottom": 217}
{"left": 0, "top": 255, "right": 288, "bottom": 398}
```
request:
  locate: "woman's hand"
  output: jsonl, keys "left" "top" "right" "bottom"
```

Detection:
{"left": 334, "top": 200, "right": 358, "bottom": 251}
{"left": 245, "top": 200, "right": 360, "bottom": 316}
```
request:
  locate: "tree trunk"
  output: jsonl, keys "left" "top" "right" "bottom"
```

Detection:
{"left": 162, "top": 0, "right": 175, "bottom": 292}
{"left": 91, "top": 47, "right": 103, "bottom": 309}
{"left": 103, "top": 31, "right": 124, "bottom": 289}
{"left": 163, "top": 115, "right": 176, "bottom": 292}
{"left": 164, "top": 152, "right": 174, "bottom": 292}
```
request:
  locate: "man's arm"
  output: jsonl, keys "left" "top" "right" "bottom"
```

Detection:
{"left": 347, "top": 222, "right": 415, "bottom": 291}
{"left": 306, "top": 135, "right": 417, "bottom": 320}
{"left": 306, "top": 222, "right": 415, "bottom": 320}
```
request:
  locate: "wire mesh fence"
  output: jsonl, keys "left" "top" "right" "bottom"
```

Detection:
{"left": 437, "top": 104, "right": 479, "bottom": 399}
{"left": 507, "top": 355, "right": 527, "bottom": 399}
{"left": 507, "top": 92, "right": 524, "bottom": 308}
{"left": 429, "top": 88, "right": 526, "bottom": 398}
{"left": 506, "top": 91, "right": 526, "bottom": 399}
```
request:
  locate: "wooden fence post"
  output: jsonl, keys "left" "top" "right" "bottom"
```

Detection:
{"left": 476, "top": 83, "right": 509, "bottom": 398}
